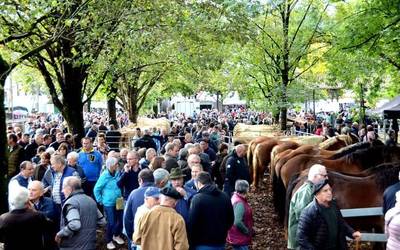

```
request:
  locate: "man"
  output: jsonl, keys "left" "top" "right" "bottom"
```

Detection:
{"left": 223, "top": 144, "right": 250, "bottom": 197}
{"left": 188, "top": 172, "right": 234, "bottom": 250}
{"left": 170, "top": 168, "right": 196, "bottom": 223}
{"left": 0, "top": 186, "right": 49, "bottom": 250}
{"left": 28, "top": 180, "right": 57, "bottom": 222}
{"left": 43, "top": 134, "right": 53, "bottom": 148}
{"left": 184, "top": 164, "right": 203, "bottom": 192}
{"left": 297, "top": 179, "right": 361, "bottom": 249}
{"left": 28, "top": 181, "right": 58, "bottom": 250}
{"left": 24, "top": 132, "right": 44, "bottom": 160}
{"left": 123, "top": 169, "right": 155, "bottom": 250}
{"left": 95, "top": 133, "right": 110, "bottom": 160}
{"left": 7, "top": 133, "right": 24, "bottom": 178}
{"left": 154, "top": 168, "right": 170, "bottom": 188}
{"left": 133, "top": 187, "right": 161, "bottom": 250}
{"left": 188, "top": 144, "right": 211, "bottom": 173}
{"left": 119, "top": 148, "right": 129, "bottom": 165}
{"left": 133, "top": 187, "right": 189, "bottom": 250}
{"left": 106, "top": 123, "right": 122, "bottom": 152}
{"left": 383, "top": 171, "right": 400, "bottom": 214}
{"left": 49, "top": 132, "right": 64, "bottom": 151}
{"left": 9, "top": 161, "right": 34, "bottom": 208}
{"left": 139, "top": 148, "right": 156, "bottom": 169}
{"left": 18, "top": 133, "right": 30, "bottom": 148}
{"left": 78, "top": 137, "right": 103, "bottom": 197}
{"left": 287, "top": 164, "right": 328, "bottom": 249}
{"left": 200, "top": 139, "right": 217, "bottom": 162}
{"left": 117, "top": 151, "right": 142, "bottom": 200}
{"left": 56, "top": 176, "right": 106, "bottom": 250}
{"left": 43, "top": 154, "right": 79, "bottom": 213}
{"left": 134, "top": 129, "right": 157, "bottom": 150}
{"left": 164, "top": 142, "right": 180, "bottom": 172}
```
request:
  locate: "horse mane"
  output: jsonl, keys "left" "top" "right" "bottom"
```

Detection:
{"left": 373, "top": 162, "right": 400, "bottom": 191}
{"left": 319, "top": 136, "right": 339, "bottom": 149}
{"left": 344, "top": 146, "right": 383, "bottom": 169}
{"left": 330, "top": 142, "right": 371, "bottom": 160}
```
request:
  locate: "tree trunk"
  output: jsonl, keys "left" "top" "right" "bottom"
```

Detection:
{"left": 107, "top": 84, "right": 118, "bottom": 128}
{"left": 0, "top": 56, "right": 10, "bottom": 213}
{"left": 128, "top": 100, "right": 139, "bottom": 124}
{"left": 107, "top": 97, "right": 117, "bottom": 128}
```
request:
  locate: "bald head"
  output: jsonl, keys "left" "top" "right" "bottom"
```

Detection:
{"left": 235, "top": 144, "right": 246, "bottom": 157}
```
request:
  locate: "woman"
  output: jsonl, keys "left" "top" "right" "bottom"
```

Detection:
{"left": 56, "top": 143, "right": 69, "bottom": 158}
{"left": 149, "top": 156, "right": 165, "bottom": 171}
{"left": 66, "top": 151, "right": 86, "bottom": 183}
{"left": 33, "top": 152, "right": 51, "bottom": 181}
{"left": 385, "top": 191, "right": 400, "bottom": 250}
{"left": 227, "top": 180, "right": 254, "bottom": 250}
{"left": 93, "top": 157, "right": 125, "bottom": 249}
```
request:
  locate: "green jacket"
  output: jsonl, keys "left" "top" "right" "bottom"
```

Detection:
{"left": 287, "top": 181, "right": 313, "bottom": 249}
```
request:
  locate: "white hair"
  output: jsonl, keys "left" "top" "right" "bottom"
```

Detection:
{"left": 9, "top": 186, "right": 29, "bottom": 210}
{"left": 153, "top": 168, "right": 169, "bottom": 186}
{"left": 46, "top": 147, "right": 55, "bottom": 155}
{"left": 145, "top": 148, "right": 156, "bottom": 159}
{"left": 308, "top": 164, "right": 326, "bottom": 181}
{"left": 67, "top": 151, "right": 79, "bottom": 161}
{"left": 106, "top": 157, "right": 118, "bottom": 170}
{"left": 396, "top": 191, "right": 400, "bottom": 203}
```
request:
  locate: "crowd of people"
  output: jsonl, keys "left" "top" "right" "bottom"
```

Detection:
{"left": 2, "top": 106, "right": 399, "bottom": 250}
{"left": 2, "top": 110, "right": 254, "bottom": 250}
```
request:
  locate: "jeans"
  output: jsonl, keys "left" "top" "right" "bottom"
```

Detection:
{"left": 104, "top": 206, "right": 123, "bottom": 243}
{"left": 232, "top": 245, "right": 249, "bottom": 250}
{"left": 195, "top": 245, "right": 225, "bottom": 250}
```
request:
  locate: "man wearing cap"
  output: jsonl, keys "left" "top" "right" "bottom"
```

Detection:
{"left": 297, "top": 179, "right": 361, "bottom": 249}
{"left": 170, "top": 168, "right": 196, "bottom": 223}
{"left": 287, "top": 164, "right": 328, "bottom": 249}
{"left": 133, "top": 187, "right": 160, "bottom": 250}
{"left": 223, "top": 144, "right": 250, "bottom": 197}
{"left": 133, "top": 187, "right": 189, "bottom": 250}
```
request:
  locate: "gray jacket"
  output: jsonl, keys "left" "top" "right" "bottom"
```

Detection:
{"left": 57, "top": 189, "right": 105, "bottom": 250}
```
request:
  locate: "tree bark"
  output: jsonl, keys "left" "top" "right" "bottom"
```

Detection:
{"left": 0, "top": 56, "right": 10, "bottom": 213}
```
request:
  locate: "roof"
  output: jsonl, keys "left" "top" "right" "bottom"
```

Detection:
{"left": 373, "top": 95, "right": 400, "bottom": 113}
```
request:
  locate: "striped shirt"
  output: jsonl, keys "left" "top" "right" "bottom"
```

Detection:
{"left": 52, "top": 172, "right": 63, "bottom": 204}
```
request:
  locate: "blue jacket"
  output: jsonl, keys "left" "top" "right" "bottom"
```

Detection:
{"left": 48, "top": 166, "right": 78, "bottom": 203}
{"left": 78, "top": 149, "right": 103, "bottom": 182}
{"left": 34, "top": 196, "right": 58, "bottom": 222}
{"left": 93, "top": 170, "right": 122, "bottom": 207}
{"left": 383, "top": 182, "right": 400, "bottom": 214}
{"left": 123, "top": 182, "right": 154, "bottom": 240}
{"left": 175, "top": 186, "right": 196, "bottom": 224}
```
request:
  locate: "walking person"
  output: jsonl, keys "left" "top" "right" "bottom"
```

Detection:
{"left": 297, "top": 179, "right": 361, "bottom": 249}
{"left": 227, "top": 180, "right": 254, "bottom": 250}
{"left": 94, "top": 157, "right": 125, "bottom": 249}
{"left": 56, "top": 176, "right": 106, "bottom": 250}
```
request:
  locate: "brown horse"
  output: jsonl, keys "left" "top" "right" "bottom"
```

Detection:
{"left": 270, "top": 141, "right": 300, "bottom": 175}
{"left": 247, "top": 136, "right": 271, "bottom": 185}
{"left": 285, "top": 162, "right": 400, "bottom": 233}
{"left": 251, "top": 138, "right": 279, "bottom": 188}
{"left": 318, "top": 134, "right": 359, "bottom": 150}
{"left": 274, "top": 143, "right": 395, "bottom": 219}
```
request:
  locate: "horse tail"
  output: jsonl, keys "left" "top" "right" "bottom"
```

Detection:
{"left": 272, "top": 167, "right": 286, "bottom": 222}
{"left": 247, "top": 141, "right": 254, "bottom": 186}
{"left": 284, "top": 172, "right": 302, "bottom": 233}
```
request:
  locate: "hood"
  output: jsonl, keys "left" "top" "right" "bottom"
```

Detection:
{"left": 198, "top": 184, "right": 220, "bottom": 196}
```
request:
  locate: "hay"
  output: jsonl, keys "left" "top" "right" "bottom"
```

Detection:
{"left": 120, "top": 117, "right": 170, "bottom": 136}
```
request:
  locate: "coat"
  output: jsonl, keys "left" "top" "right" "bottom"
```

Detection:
{"left": 188, "top": 184, "right": 234, "bottom": 246}
{"left": 383, "top": 182, "right": 400, "bottom": 215}
{"left": 287, "top": 181, "right": 314, "bottom": 249}
{"left": 0, "top": 208, "right": 48, "bottom": 250}
{"left": 7, "top": 144, "right": 24, "bottom": 177}
{"left": 385, "top": 205, "right": 400, "bottom": 250}
{"left": 93, "top": 170, "right": 122, "bottom": 207}
{"left": 58, "top": 189, "right": 106, "bottom": 250}
{"left": 133, "top": 205, "right": 189, "bottom": 250}
{"left": 297, "top": 199, "right": 354, "bottom": 250}
{"left": 223, "top": 150, "right": 250, "bottom": 196}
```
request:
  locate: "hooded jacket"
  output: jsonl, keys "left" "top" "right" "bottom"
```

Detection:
{"left": 188, "top": 184, "right": 234, "bottom": 246}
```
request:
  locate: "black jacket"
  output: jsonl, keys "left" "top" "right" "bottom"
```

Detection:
{"left": 188, "top": 184, "right": 234, "bottom": 246}
{"left": 134, "top": 135, "right": 157, "bottom": 150}
{"left": 297, "top": 199, "right": 354, "bottom": 250}
{"left": 223, "top": 150, "right": 250, "bottom": 195}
